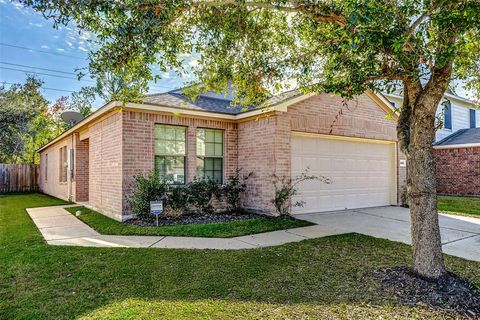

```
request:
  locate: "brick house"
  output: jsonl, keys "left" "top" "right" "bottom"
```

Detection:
{"left": 433, "top": 128, "right": 480, "bottom": 197}
{"left": 38, "top": 89, "right": 406, "bottom": 221}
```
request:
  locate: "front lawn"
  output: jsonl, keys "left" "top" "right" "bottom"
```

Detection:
{"left": 65, "top": 206, "right": 313, "bottom": 238}
{"left": 438, "top": 195, "right": 480, "bottom": 218}
{"left": 1, "top": 193, "right": 479, "bottom": 319}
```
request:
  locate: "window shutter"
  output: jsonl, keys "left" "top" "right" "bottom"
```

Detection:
{"left": 470, "top": 109, "right": 476, "bottom": 128}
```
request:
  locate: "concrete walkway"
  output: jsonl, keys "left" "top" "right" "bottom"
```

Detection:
{"left": 26, "top": 205, "right": 346, "bottom": 250}
{"left": 297, "top": 206, "right": 480, "bottom": 262}
{"left": 26, "top": 205, "right": 480, "bottom": 262}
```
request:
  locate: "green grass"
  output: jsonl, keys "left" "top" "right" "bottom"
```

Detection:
{"left": 438, "top": 195, "right": 480, "bottom": 218}
{"left": 65, "top": 206, "right": 313, "bottom": 238}
{"left": 1, "top": 193, "right": 479, "bottom": 319}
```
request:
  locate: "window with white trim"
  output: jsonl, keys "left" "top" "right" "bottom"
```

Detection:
{"left": 154, "top": 124, "right": 186, "bottom": 184}
{"left": 196, "top": 128, "right": 224, "bottom": 183}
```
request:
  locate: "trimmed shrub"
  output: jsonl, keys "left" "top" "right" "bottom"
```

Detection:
{"left": 223, "top": 169, "right": 252, "bottom": 213}
{"left": 165, "top": 186, "right": 189, "bottom": 216}
{"left": 187, "top": 178, "right": 222, "bottom": 214}
{"left": 128, "top": 171, "right": 168, "bottom": 221}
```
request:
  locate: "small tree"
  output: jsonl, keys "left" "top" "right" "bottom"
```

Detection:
{"left": 223, "top": 169, "right": 252, "bottom": 213}
{"left": 272, "top": 171, "right": 331, "bottom": 216}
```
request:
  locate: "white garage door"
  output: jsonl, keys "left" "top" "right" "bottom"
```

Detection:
{"left": 291, "top": 133, "right": 396, "bottom": 214}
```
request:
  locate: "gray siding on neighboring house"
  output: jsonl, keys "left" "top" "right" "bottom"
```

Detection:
{"left": 435, "top": 102, "right": 476, "bottom": 141}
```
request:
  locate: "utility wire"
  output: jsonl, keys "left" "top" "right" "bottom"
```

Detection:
{"left": 0, "top": 42, "right": 87, "bottom": 60}
{"left": 1, "top": 81, "right": 76, "bottom": 93}
{"left": 0, "top": 61, "right": 82, "bottom": 75}
{"left": 0, "top": 66, "right": 96, "bottom": 82}
{"left": 0, "top": 64, "right": 177, "bottom": 91}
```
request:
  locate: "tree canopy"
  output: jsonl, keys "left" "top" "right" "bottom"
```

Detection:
{"left": 23, "top": 0, "right": 480, "bottom": 105}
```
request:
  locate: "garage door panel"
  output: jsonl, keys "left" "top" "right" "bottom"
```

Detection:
{"left": 292, "top": 134, "right": 395, "bottom": 214}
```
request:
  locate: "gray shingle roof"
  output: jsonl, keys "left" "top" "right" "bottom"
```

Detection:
{"left": 434, "top": 128, "right": 480, "bottom": 146}
{"left": 142, "top": 89, "right": 303, "bottom": 115}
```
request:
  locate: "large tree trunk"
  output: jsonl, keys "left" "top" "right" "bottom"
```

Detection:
{"left": 398, "top": 71, "right": 452, "bottom": 279}
{"left": 407, "top": 99, "right": 445, "bottom": 278}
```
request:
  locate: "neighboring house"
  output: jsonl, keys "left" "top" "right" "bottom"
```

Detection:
{"left": 37, "top": 89, "right": 406, "bottom": 221}
{"left": 384, "top": 92, "right": 479, "bottom": 142}
{"left": 384, "top": 91, "right": 479, "bottom": 197}
{"left": 433, "top": 128, "right": 480, "bottom": 197}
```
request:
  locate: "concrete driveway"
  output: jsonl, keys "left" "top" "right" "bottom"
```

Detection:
{"left": 297, "top": 206, "right": 480, "bottom": 262}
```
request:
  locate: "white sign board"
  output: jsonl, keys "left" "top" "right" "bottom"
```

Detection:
{"left": 150, "top": 200, "right": 163, "bottom": 215}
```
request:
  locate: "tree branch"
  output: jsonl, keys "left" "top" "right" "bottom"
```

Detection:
{"left": 402, "top": 2, "right": 440, "bottom": 50}
{"left": 189, "top": 0, "right": 347, "bottom": 25}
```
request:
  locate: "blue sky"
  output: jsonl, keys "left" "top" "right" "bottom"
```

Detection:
{"left": 0, "top": 1, "right": 186, "bottom": 107}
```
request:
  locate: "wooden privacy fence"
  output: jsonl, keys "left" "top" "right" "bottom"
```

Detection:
{"left": 0, "top": 164, "right": 39, "bottom": 193}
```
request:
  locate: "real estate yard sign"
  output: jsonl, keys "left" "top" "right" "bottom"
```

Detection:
{"left": 150, "top": 200, "right": 163, "bottom": 226}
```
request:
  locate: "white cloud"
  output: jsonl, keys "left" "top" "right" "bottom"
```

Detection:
{"left": 28, "top": 22, "right": 43, "bottom": 28}
{"left": 40, "top": 45, "right": 50, "bottom": 49}
{"left": 11, "top": 2, "right": 30, "bottom": 15}
{"left": 66, "top": 41, "right": 73, "bottom": 47}
{"left": 78, "top": 46, "right": 88, "bottom": 52}
{"left": 57, "top": 48, "right": 65, "bottom": 52}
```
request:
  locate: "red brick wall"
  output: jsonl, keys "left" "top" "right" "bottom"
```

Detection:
{"left": 121, "top": 110, "right": 238, "bottom": 215}
{"left": 287, "top": 94, "right": 398, "bottom": 141}
{"left": 74, "top": 137, "right": 89, "bottom": 202}
{"left": 88, "top": 111, "right": 124, "bottom": 220}
{"left": 434, "top": 147, "right": 480, "bottom": 196}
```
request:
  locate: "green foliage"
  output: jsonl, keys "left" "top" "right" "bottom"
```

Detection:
{"left": 128, "top": 171, "right": 168, "bottom": 221}
{"left": 187, "top": 178, "right": 223, "bottom": 214}
{"left": 21, "top": 1, "right": 480, "bottom": 103}
{"left": 0, "top": 76, "right": 49, "bottom": 164}
{"left": 70, "top": 87, "right": 95, "bottom": 117}
{"left": 0, "top": 77, "right": 96, "bottom": 164}
{"left": 165, "top": 186, "right": 189, "bottom": 216}
{"left": 222, "top": 169, "right": 252, "bottom": 213}
{"left": 272, "top": 171, "right": 331, "bottom": 216}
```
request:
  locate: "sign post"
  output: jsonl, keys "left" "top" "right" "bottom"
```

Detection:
{"left": 150, "top": 200, "right": 163, "bottom": 226}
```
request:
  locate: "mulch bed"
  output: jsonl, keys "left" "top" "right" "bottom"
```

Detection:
{"left": 370, "top": 266, "right": 480, "bottom": 318}
{"left": 125, "top": 211, "right": 264, "bottom": 227}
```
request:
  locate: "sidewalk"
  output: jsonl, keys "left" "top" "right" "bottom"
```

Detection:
{"left": 26, "top": 205, "right": 480, "bottom": 262}
{"left": 26, "top": 205, "right": 347, "bottom": 250}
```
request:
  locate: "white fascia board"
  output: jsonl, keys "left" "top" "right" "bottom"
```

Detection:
{"left": 433, "top": 143, "right": 480, "bottom": 149}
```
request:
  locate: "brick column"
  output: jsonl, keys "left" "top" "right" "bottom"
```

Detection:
{"left": 187, "top": 126, "right": 197, "bottom": 182}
